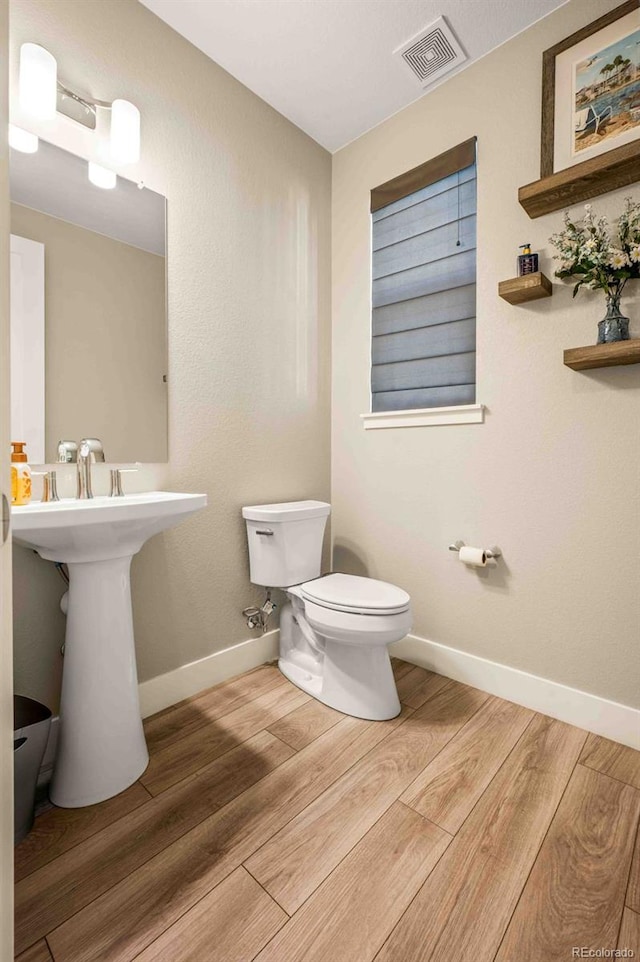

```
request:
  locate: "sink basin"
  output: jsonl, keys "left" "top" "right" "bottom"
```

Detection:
{"left": 12, "top": 491, "right": 207, "bottom": 562}
{"left": 12, "top": 491, "right": 207, "bottom": 807}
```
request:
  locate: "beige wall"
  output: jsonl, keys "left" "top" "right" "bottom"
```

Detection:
{"left": 11, "top": 203, "right": 167, "bottom": 463}
{"left": 11, "top": 0, "right": 331, "bottom": 712}
{"left": 332, "top": 0, "right": 640, "bottom": 709}
{"left": 1, "top": 0, "right": 13, "bottom": 951}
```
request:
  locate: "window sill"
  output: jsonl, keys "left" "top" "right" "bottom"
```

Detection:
{"left": 360, "top": 403, "right": 485, "bottom": 430}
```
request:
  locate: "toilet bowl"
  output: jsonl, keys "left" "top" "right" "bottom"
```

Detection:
{"left": 242, "top": 501, "right": 412, "bottom": 720}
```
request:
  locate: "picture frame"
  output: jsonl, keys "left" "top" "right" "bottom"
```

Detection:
{"left": 541, "top": 0, "right": 640, "bottom": 179}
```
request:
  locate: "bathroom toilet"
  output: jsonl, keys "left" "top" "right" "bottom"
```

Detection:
{"left": 242, "top": 500, "right": 412, "bottom": 720}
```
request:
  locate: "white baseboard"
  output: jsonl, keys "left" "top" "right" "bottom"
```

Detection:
{"left": 138, "top": 629, "right": 280, "bottom": 718}
{"left": 391, "top": 634, "right": 640, "bottom": 751}
{"left": 38, "top": 629, "right": 638, "bottom": 787}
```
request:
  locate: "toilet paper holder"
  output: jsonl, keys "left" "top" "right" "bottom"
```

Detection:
{"left": 448, "top": 540, "right": 502, "bottom": 560}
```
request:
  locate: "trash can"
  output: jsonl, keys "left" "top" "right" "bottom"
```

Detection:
{"left": 14, "top": 695, "right": 52, "bottom": 844}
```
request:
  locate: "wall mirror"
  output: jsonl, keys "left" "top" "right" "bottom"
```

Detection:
{"left": 10, "top": 138, "right": 168, "bottom": 463}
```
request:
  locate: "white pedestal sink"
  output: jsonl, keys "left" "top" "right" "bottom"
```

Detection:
{"left": 12, "top": 491, "right": 207, "bottom": 807}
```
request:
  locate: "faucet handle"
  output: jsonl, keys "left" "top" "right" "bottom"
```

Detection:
{"left": 109, "top": 469, "right": 124, "bottom": 498}
{"left": 79, "top": 438, "right": 105, "bottom": 463}
{"left": 57, "top": 440, "right": 78, "bottom": 463}
{"left": 42, "top": 471, "right": 60, "bottom": 503}
{"left": 31, "top": 470, "right": 61, "bottom": 503}
{"left": 109, "top": 468, "right": 137, "bottom": 497}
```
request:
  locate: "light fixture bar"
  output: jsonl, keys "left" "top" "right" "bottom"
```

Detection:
{"left": 56, "top": 82, "right": 140, "bottom": 164}
{"left": 17, "top": 41, "right": 141, "bottom": 166}
{"left": 56, "top": 81, "right": 97, "bottom": 130}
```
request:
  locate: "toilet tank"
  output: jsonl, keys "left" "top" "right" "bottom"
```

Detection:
{"left": 242, "top": 500, "right": 331, "bottom": 588}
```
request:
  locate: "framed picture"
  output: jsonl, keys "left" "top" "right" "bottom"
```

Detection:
{"left": 541, "top": 0, "right": 640, "bottom": 177}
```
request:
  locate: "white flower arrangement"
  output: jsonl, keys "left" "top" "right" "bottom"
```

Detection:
{"left": 549, "top": 198, "right": 640, "bottom": 299}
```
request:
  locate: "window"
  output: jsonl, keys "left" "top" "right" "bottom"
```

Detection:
{"left": 370, "top": 138, "right": 477, "bottom": 414}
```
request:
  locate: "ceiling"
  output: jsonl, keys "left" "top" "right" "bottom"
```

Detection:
{"left": 140, "top": 0, "right": 568, "bottom": 152}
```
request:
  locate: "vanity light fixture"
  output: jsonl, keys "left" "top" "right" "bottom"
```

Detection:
{"left": 8, "top": 124, "right": 39, "bottom": 153}
{"left": 88, "top": 161, "right": 116, "bottom": 190}
{"left": 19, "top": 43, "right": 57, "bottom": 120}
{"left": 110, "top": 99, "right": 140, "bottom": 165}
{"left": 15, "top": 42, "right": 141, "bottom": 169}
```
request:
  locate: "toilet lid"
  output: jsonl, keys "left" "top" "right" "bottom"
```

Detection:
{"left": 301, "top": 573, "right": 410, "bottom": 615}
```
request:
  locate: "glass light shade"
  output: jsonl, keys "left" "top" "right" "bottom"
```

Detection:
{"left": 110, "top": 99, "right": 140, "bottom": 165}
{"left": 88, "top": 161, "right": 116, "bottom": 189}
{"left": 9, "top": 124, "right": 39, "bottom": 153}
{"left": 19, "top": 43, "right": 57, "bottom": 120}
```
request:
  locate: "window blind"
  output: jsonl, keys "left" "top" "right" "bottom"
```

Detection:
{"left": 370, "top": 141, "right": 477, "bottom": 413}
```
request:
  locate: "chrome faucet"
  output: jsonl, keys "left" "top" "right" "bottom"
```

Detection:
{"left": 57, "top": 440, "right": 78, "bottom": 464}
{"left": 77, "top": 438, "right": 105, "bottom": 500}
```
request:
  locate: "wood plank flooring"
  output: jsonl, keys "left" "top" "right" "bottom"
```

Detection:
{"left": 16, "top": 942, "right": 53, "bottom": 962}
{"left": 580, "top": 733, "right": 640, "bottom": 790}
{"left": 495, "top": 764, "right": 640, "bottom": 962}
{"left": 628, "top": 824, "right": 640, "bottom": 913}
{"left": 245, "top": 681, "right": 487, "bottom": 914}
{"left": 14, "top": 660, "right": 640, "bottom": 962}
{"left": 133, "top": 868, "right": 288, "bottom": 962}
{"left": 619, "top": 908, "right": 640, "bottom": 957}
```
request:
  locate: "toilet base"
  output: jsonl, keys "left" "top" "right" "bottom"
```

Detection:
{"left": 279, "top": 640, "right": 401, "bottom": 721}
{"left": 279, "top": 657, "right": 323, "bottom": 702}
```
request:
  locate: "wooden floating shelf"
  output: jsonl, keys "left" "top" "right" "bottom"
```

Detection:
{"left": 498, "top": 272, "right": 552, "bottom": 305}
{"left": 519, "top": 142, "right": 640, "bottom": 219}
{"left": 563, "top": 338, "right": 640, "bottom": 371}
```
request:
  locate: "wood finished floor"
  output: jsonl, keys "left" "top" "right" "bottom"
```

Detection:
{"left": 14, "top": 660, "right": 640, "bottom": 962}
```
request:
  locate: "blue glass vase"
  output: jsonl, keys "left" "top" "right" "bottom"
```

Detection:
{"left": 597, "top": 293, "right": 630, "bottom": 344}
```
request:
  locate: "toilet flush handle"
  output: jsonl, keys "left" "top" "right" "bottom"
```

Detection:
{"left": 255, "top": 529, "right": 274, "bottom": 536}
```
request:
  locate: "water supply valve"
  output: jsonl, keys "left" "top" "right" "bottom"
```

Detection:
{"left": 242, "top": 590, "right": 277, "bottom": 633}
{"left": 242, "top": 606, "right": 263, "bottom": 631}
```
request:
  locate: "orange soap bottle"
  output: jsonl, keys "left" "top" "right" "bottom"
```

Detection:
{"left": 11, "top": 442, "right": 31, "bottom": 506}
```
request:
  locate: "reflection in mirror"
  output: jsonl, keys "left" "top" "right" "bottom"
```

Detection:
{"left": 10, "top": 139, "right": 168, "bottom": 463}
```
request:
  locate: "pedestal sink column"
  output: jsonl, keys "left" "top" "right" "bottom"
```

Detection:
{"left": 11, "top": 491, "right": 207, "bottom": 808}
{"left": 50, "top": 555, "right": 149, "bottom": 807}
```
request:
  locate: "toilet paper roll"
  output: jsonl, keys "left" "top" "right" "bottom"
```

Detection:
{"left": 459, "top": 546, "right": 487, "bottom": 567}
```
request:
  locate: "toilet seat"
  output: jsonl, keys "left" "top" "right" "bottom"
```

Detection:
{"left": 301, "top": 573, "right": 410, "bottom": 616}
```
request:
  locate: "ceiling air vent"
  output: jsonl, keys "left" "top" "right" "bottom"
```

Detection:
{"left": 395, "top": 16, "right": 467, "bottom": 88}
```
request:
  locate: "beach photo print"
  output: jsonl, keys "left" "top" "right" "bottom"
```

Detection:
{"left": 574, "top": 27, "right": 640, "bottom": 157}
{"left": 548, "top": 3, "right": 640, "bottom": 174}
